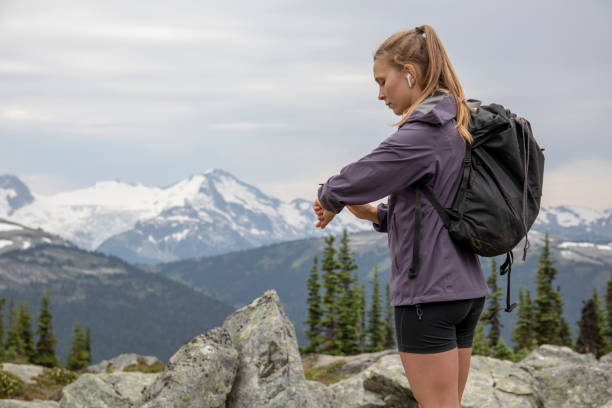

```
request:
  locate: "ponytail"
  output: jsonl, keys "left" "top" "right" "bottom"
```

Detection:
{"left": 374, "top": 25, "right": 475, "bottom": 144}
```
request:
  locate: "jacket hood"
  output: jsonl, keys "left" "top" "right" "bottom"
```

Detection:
{"left": 400, "top": 91, "right": 457, "bottom": 128}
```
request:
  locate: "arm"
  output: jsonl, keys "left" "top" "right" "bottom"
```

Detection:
{"left": 317, "top": 126, "right": 436, "bottom": 214}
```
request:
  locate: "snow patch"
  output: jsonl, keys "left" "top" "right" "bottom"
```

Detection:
{"left": 558, "top": 241, "right": 594, "bottom": 249}
{"left": 22, "top": 240, "right": 31, "bottom": 249}
{"left": 0, "top": 239, "right": 13, "bottom": 248}
{"left": 0, "top": 222, "right": 22, "bottom": 232}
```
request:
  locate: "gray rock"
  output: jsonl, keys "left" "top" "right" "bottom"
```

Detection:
{"left": 520, "top": 344, "right": 596, "bottom": 369}
{"left": 88, "top": 354, "right": 163, "bottom": 374}
{"left": 137, "top": 327, "right": 239, "bottom": 408}
{"left": 461, "top": 355, "right": 539, "bottom": 408}
{"left": 58, "top": 372, "right": 159, "bottom": 408}
{"left": 222, "top": 289, "right": 317, "bottom": 408}
{"left": 519, "top": 345, "right": 612, "bottom": 408}
{"left": 307, "top": 349, "right": 397, "bottom": 378}
{"left": 0, "top": 400, "right": 58, "bottom": 408}
{"left": 1, "top": 363, "right": 44, "bottom": 384}
{"left": 327, "top": 353, "right": 418, "bottom": 408}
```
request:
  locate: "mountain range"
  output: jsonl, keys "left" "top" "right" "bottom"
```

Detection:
{"left": 1, "top": 172, "right": 611, "bottom": 265}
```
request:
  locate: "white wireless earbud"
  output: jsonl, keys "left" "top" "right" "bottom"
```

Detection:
{"left": 406, "top": 73, "right": 413, "bottom": 88}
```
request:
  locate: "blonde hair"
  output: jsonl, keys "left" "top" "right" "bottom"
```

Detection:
{"left": 373, "top": 25, "right": 475, "bottom": 144}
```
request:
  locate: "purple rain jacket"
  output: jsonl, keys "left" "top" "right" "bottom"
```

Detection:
{"left": 317, "top": 92, "right": 490, "bottom": 306}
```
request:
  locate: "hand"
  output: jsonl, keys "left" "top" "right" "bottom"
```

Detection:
{"left": 313, "top": 199, "right": 336, "bottom": 229}
{"left": 346, "top": 204, "right": 378, "bottom": 224}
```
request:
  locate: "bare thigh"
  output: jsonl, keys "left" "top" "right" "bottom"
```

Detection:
{"left": 399, "top": 348, "right": 460, "bottom": 408}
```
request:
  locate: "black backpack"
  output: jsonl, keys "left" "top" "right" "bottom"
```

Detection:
{"left": 408, "top": 101, "right": 545, "bottom": 312}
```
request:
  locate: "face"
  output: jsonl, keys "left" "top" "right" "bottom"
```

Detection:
{"left": 373, "top": 58, "right": 421, "bottom": 116}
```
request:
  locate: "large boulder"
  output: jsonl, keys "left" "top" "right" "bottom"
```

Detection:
{"left": 58, "top": 372, "right": 159, "bottom": 408}
{"left": 519, "top": 345, "right": 612, "bottom": 408}
{"left": 461, "top": 355, "right": 538, "bottom": 407}
{"left": 221, "top": 289, "right": 319, "bottom": 408}
{"left": 88, "top": 354, "right": 163, "bottom": 374}
{"left": 1, "top": 364, "right": 44, "bottom": 385}
{"left": 0, "top": 401, "right": 58, "bottom": 408}
{"left": 137, "top": 327, "right": 239, "bottom": 408}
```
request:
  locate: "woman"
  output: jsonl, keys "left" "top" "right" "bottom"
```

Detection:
{"left": 313, "top": 25, "right": 490, "bottom": 408}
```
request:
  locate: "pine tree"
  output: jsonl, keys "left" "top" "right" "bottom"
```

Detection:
{"left": 336, "top": 229, "right": 360, "bottom": 355}
{"left": 383, "top": 281, "right": 396, "bottom": 349}
{"left": 33, "top": 290, "right": 60, "bottom": 367}
{"left": 5, "top": 298, "right": 24, "bottom": 361}
{"left": 533, "top": 233, "right": 565, "bottom": 345}
{"left": 484, "top": 258, "right": 503, "bottom": 349}
{"left": 303, "top": 255, "right": 323, "bottom": 354}
{"left": 603, "top": 270, "right": 612, "bottom": 355}
{"left": 359, "top": 282, "right": 366, "bottom": 352}
{"left": 18, "top": 300, "right": 37, "bottom": 363}
{"left": 319, "top": 235, "right": 341, "bottom": 354}
{"left": 85, "top": 327, "right": 92, "bottom": 364}
{"left": 472, "top": 322, "right": 490, "bottom": 356}
{"left": 66, "top": 321, "right": 88, "bottom": 371}
{"left": 556, "top": 284, "right": 573, "bottom": 347}
{"left": 512, "top": 285, "right": 536, "bottom": 354}
{"left": 575, "top": 288, "right": 606, "bottom": 358}
{"left": 366, "top": 266, "right": 385, "bottom": 352}
{"left": 0, "top": 297, "right": 5, "bottom": 361}
{"left": 492, "top": 337, "right": 514, "bottom": 361}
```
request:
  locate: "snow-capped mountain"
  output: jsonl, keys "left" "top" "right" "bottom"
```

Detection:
{"left": 534, "top": 206, "right": 612, "bottom": 242}
{"left": 0, "top": 170, "right": 370, "bottom": 264}
{"left": 1, "top": 171, "right": 611, "bottom": 264}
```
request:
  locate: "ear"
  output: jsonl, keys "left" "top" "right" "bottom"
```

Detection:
{"left": 402, "top": 64, "right": 418, "bottom": 82}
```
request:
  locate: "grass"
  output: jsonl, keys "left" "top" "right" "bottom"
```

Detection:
{"left": 302, "top": 354, "right": 349, "bottom": 385}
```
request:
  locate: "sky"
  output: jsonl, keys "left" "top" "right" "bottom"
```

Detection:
{"left": 1, "top": 0, "right": 611, "bottom": 210}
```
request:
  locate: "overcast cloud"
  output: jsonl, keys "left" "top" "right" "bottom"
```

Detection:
{"left": 1, "top": 0, "right": 611, "bottom": 209}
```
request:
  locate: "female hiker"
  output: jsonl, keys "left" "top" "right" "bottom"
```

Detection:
{"left": 313, "top": 25, "right": 490, "bottom": 408}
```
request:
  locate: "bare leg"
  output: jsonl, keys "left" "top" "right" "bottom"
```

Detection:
{"left": 457, "top": 347, "right": 472, "bottom": 403}
{"left": 399, "top": 348, "right": 460, "bottom": 408}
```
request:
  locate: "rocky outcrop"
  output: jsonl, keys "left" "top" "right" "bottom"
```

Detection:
{"left": 87, "top": 354, "right": 163, "bottom": 374}
{"left": 137, "top": 327, "right": 238, "bottom": 408}
{"left": 0, "top": 401, "right": 58, "bottom": 408}
{"left": 221, "top": 289, "right": 321, "bottom": 408}
{"left": 1, "top": 364, "right": 44, "bottom": 385}
{"left": 4, "top": 289, "right": 612, "bottom": 408}
{"left": 58, "top": 372, "right": 159, "bottom": 408}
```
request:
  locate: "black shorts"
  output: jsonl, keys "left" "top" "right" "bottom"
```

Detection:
{"left": 394, "top": 297, "right": 485, "bottom": 354}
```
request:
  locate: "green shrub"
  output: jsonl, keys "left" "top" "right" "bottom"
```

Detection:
{"left": 46, "top": 367, "right": 78, "bottom": 385}
{"left": 0, "top": 369, "right": 25, "bottom": 398}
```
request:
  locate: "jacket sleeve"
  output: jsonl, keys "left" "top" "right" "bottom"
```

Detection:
{"left": 372, "top": 202, "right": 388, "bottom": 233}
{"left": 317, "top": 126, "right": 436, "bottom": 214}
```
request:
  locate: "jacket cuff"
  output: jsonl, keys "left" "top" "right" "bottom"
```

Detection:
{"left": 372, "top": 203, "right": 388, "bottom": 233}
{"left": 317, "top": 183, "right": 344, "bottom": 214}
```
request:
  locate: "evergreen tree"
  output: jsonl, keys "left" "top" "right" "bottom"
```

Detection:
{"left": 384, "top": 281, "right": 396, "bottom": 349}
{"left": 366, "top": 266, "right": 385, "bottom": 352}
{"left": 336, "top": 230, "right": 360, "bottom": 355}
{"left": 319, "top": 235, "right": 341, "bottom": 354}
{"left": 484, "top": 258, "right": 503, "bottom": 349}
{"left": 604, "top": 270, "right": 612, "bottom": 355}
{"left": 66, "top": 321, "right": 89, "bottom": 371}
{"left": 512, "top": 285, "right": 536, "bottom": 354}
{"left": 492, "top": 337, "right": 514, "bottom": 361}
{"left": 472, "top": 322, "right": 490, "bottom": 356}
{"left": 85, "top": 327, "right": 92, "bottom": 364}
{"left": 33, "top": 290, "right": 60, "bottom": 367}
{"left": 359, "top": 282, "right": 366, "bottom": 352}
{"left": 303, "top": 255, "right": 323, "bottom": 354}
{"left": 0, "top": 297, "right": 5, "bottom": 361}
{"left": 18, "top": 300, "right": 36, "bottom": 363}
{"left": 575, "top": 288, "right": 606, "bottom": 358}
{"left": 533, "top": 233, "right": 566, "bottom": 345}
{"left": 556, "top": 284, "right": 573, "bottom": 347}
{"left": 5, "top": 298, "right": 24, "bottom": 361}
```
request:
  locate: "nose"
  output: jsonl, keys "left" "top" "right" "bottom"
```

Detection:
{"left": 378, "top": 87, "right": 385, "bottom": 101}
